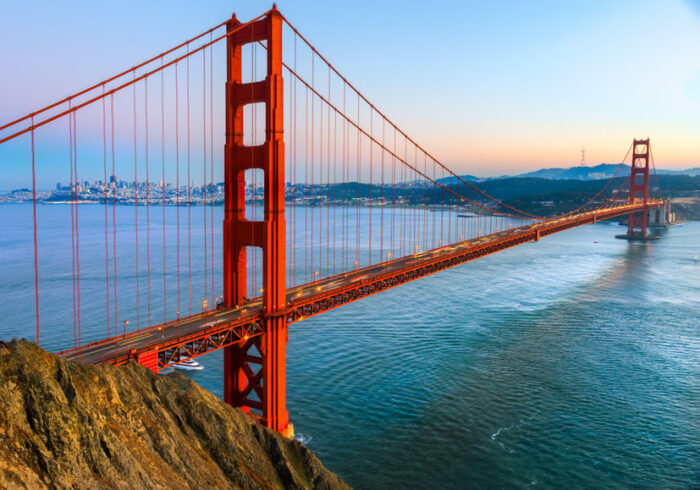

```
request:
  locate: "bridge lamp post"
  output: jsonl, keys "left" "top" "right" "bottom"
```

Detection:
{"left": 123, "top": 320, "right": 129, "bottom": 337}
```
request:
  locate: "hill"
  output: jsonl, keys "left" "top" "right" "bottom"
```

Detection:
{"left": 0, "top": 340, "right": 349, "bottom": 489}
{"left": 517, "top": 163, "right": 629, "bottom": 180}
{"left": 514, "top": 164, "right": 700, "bottom": 181}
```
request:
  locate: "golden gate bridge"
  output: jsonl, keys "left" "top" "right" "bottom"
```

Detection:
{"left": 0, "top": 7, "right": 663, "bottom": 438}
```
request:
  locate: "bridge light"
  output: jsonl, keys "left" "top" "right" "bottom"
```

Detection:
{"left": 243, "top": 335, "right": 249, "bottom": 341}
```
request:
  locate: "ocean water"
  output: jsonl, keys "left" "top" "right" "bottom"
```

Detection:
{"left": 1, "top": 204, "right": 699, "bottom": 488}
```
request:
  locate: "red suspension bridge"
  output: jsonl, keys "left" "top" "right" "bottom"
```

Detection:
{"left": 0, "top": 7, "right": 664, "bottom": 438}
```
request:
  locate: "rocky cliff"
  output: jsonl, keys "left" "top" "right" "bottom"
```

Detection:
{"left": 0, "top": 340, "right": 349, "bottom": 489}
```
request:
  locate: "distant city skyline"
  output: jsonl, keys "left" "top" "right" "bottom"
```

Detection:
{"left": 1, "top": 0, "right": 699, "bottom": 188}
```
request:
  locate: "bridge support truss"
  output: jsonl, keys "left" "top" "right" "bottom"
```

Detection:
{"left": 222, "top": 7, "right": 292, "bottom": 437}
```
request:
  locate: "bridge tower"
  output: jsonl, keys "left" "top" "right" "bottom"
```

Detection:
{"left": 222, "top": 7, "right": 292, "bottom": 437}
{"left": 627, "top": 138, "right": 650, "bottom": 238}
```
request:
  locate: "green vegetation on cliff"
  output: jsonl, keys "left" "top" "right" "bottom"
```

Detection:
{"left": 0, "top": 340, "right": 349, "bottom": 489}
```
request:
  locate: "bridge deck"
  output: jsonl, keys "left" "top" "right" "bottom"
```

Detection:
{"left": 59, "top": 201, "right": 661, "bottom": 369}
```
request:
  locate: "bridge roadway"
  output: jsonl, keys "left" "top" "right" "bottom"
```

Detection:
{"left": 59, "top": 201, "right": 661, "bottom": 369}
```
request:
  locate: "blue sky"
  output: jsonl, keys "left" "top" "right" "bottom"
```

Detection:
{"left": 1, "top": 0, "right": 699, "bottom": 186}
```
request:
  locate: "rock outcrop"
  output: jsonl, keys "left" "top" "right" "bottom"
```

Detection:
{"left": 0, "top": 340, "right": 349, "bottom": 489}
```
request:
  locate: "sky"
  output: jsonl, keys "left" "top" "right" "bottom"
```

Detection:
{"left": 1, "top": 0, "right": 699, "bottom": 185}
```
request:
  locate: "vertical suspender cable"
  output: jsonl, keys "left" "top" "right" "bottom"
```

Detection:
{"left": 292, "top": 34, "right": 297, "bottom": 286}
{"left": 391, "top": 128, "right": 396, "bottom": 257}
{"left": 414, "top": 146, "right": 419, "bottom": 251}
{"left": 380, "top": 119, "right": 385, "bottom": 262}
{"left": 327, "top": 68, "right": 331, "bottom": 274}
{"left": 400, "top": 138, "right": 405, "bottom": 257}
{"left": 311, "top": 54, "right": 315, "bottom": 279}
{"left": 111, "top": 95, "right": 118, "bottom": 336}
{"left": 305, "top": 84, "right": 309, "bottom": 282}
{"left": 30, "top": 119, "right": 40, "bottom": 346}
{"left": 186, "top": 46, "right": 192, "bottom": 315}
{"left": 74, "top": 113, "right": 81, "bottom": 347}
{"left": 161, "top": 61, "right": 167, "bottom": 322}
{"left": 102, "top": 90, "right": 110, "bottom": 338}
{"left": 440, "top": 166, "right": 444, "bottom": 246}
{"left": 332, "top": 101, "right": 337, "bottom": 274}
{"left": 209, "top": 39, "right": 215, "bottom": 304}
{"left": 175, "top": 63, "right": 181, "bottom": 318}
{"left": 368, "top": 109, "right": 373, "bottom": 265}
{"left": 145, "top": 77, "right": 151, "bottom": 328}
{"left": 316, "top": 58, "right": 322, "bottom": 278}
{"left": 69, "top": 108, "right": 77, "bottom": 348}
{"left": 355, "top": 95, "right": 360, "bottom": 268}
{"left": 423, "top": 153, "right": 427, "bottom": 250}
{"left": 342, "top": 84, "right": 347, "bottom": 271}
{"left": 133, "top": 74, "right": 140, "bottom": 332}
{"left": 319, "top": 65, "right": 324, "bottom": 277}
{"left": 288, "top": 69, "right": 294, "bottom": 285}
{"left": 430, "top": 158, "right": 437, "bottom": 248}
{"left": 203, "top": 49, "right": 208, "bottom": 308}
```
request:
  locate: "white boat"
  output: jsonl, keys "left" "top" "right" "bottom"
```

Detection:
{"left": 175, "top": 358, "right": 204, "bottom": 371}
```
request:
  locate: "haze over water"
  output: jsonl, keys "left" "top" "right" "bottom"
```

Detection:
{"left": 1, "top": 204, "right": 698, "bottom": 488}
